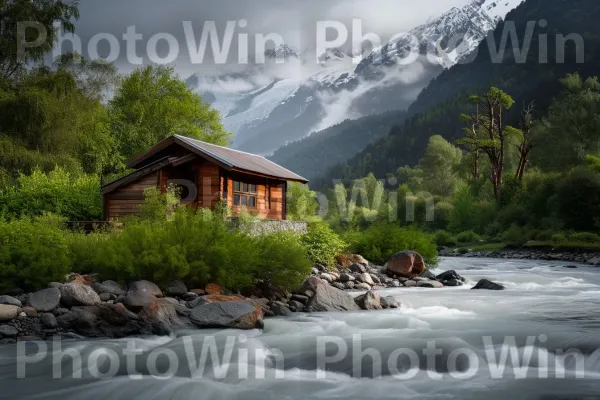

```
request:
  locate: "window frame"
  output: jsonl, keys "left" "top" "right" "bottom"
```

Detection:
{"left": 233, "top": 180, "right": 258, "bottom": 209}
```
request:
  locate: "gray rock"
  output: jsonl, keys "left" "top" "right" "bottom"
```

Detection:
{"left": 0, "top": 325, "right": 18, "bottom": 337}
{"left": 472, "top": 279, "right": 505, "bottom": 290}
{"left": 344, "top": 282, "right": 355, "bottom": 290}
{"left": 128, "top": 281, "right": 163, "bottom": 297}
{"left": 288, "top": 300, "right": 305, "bottom": 310}
{"left": 301, "top": 277, "right": 360, "bottom": 312}
{"left": 0, "top": 305, "right": 19, "bottom": 322}
{"left": 443, "top": 279, "right": 463, "bottom": 287}
{"left": 92, "top": 280, "right": 126, "bottom": 296}
{"left": 355, "top": 283, "right": 371, "bottom": 290}
{"left": 380, "top": 296, "right": 400, "bottom": 309}
{"left": 349, "top": 264, "right": 367, "bottom": 273}
{"left": 166, "top": 280, "right": 188, "bottom": 297}
{"left": 311, "top": 267, "right": 319, "bottom": 275}
{"left": 404, "top": 280, "right": 417, "bottom": 287}
{"left": 290, "top": 294, "right": 309, "bottom": 304}
{"left": 369, "top": 274, "right": 381, "bottom": 284}
{"left": 417, "top": 280, "right": 444, "bottom": 288}
{"left": 358, "top": 273, "right": 374, "bottom": 286}
{"left": 59, "top": 283, "right": 101, "bottom": 307}
{"left": 185, "top": 297, "right": 208, "bottom": 309}
{"left": 332, "top": 282, "right": 346, "bottom": 290}
{"left": 271, "top": 305, "right": 292, "bottom": 316}
{"left": 354, "top": 291, "right": 382, "bottom": 310}
{"left": 190, "top": 302, "right": 263, "bottom": 329}
{"left": 0, "top": 295, "right": 21, "bottom": 307}
{"left": 138, "top": 299, "right": 190, "bottom": 335}
{"left": 47, "top": 282, "right": 63, "bottom": 289}
{"left": 319, "top": 273, "right": 333, "bottom": 283}
{"left": 182, "top": 292, "right": 198, "bottom": 301}
{"left": 391, "top": 280, "right": 401, "bottom": 287}
{"left": 436, "top": 270, "right": 465, "bottom": 283}
{"left": 420, "top": 269, "right": 438, "bottom": 280}
{"left": 27, "top": 287, "right": 60, "bottom": 312}
{"left": 52, "top": 308, "right": 70, "bottom": 316}
{"left": 339, "top": 273, "right": 355, "bottom": 283}
{"left": 99, "top": 293, "right": 112, "bottom": 302}
{"left": 122, "top": 291, "right": 157, "bottom": 312}
{"left": 40, "top": 313, "right": 58, "bottom": 329}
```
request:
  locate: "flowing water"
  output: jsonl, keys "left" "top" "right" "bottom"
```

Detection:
{"left": 2, "top": 257, "right": 600, "bottom": 400}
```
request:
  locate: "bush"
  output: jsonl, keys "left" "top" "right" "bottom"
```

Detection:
{"left": 300, "top": 220, "right": 347, "bottom": 268}
{"left": 568, "top": 232, "right": 600, "bottom": 243}
{"left": 501, "top": 225, "right": 527, "bottom": 247}
{"left": 551, "top": 233, "right": 567, "bottom": 243}
{"left": 343, "top": 222, "right": 438, "bottom": 267}
{"left": 0, "top": 214, "right": 71, "bottom": 291}
{"left": 434, "top": 230, "right": 457, "bottom": 246}
{"left": 456, "top": 230, "right": 482, "bottom": 244}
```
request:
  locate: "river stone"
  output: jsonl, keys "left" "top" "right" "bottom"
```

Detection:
{"left": 92, "top": 280, "right": 126, "bottom": 296}
{"left": 380, "top": 296, "right": 400, "bottom": 309}
{"left": 291, "top": 294, "right": 309, "bottom": 304}
{"left": 0, "top": 305, "right": 19, "bottom": 322}
{"left": 99, "top": 293, "right": 112, "bottom": 302}
{"left": 349, "top": 263, "right": 367, "bottom": 274}
{"left": 339, "top": 273, "right": 355, "bottom": 283}
{"left": 436, "top": 270, "right": 465, "bottom": 282}
{"left": 354, "top": 291, "right": 382, "bottom": 310}
{"left": 128, "top": 281, "right": 163, "bottom": 298}
{"left": 22, "top": 307, "right": 37, "bottom": 317}
{"left": 59, "top": 283, "right": 101, "bottom": 307}
{"left": 288, "top": 300, "right": 305, "bottom": 310}
{"left": 332, "top": 282, "right": 346, "bottom": 290}
{"left": 404, "top": 280, "right": 417, "bottom": 287}
{"left": 271, "top": 305, "right": 292, "bottom": 316}
{"left": 186, "top": 297, "right": 208, "bottom": 309}
{"left": 369, "top": 274, "right": 381, "bottom": 284}
{"left": 443, "top": 279, "right": 463, "bottom": 287}
{"left": 385, "top": 251, "right": 426, "bottom": 278}
{"left": 40, "top": 313, "right": 58, "bottom": 329}
{"left": 472, "top": 279, "right": 505, "bottom": 290}
{"left": 138, "top": 298, "right": 190, "bottom": 335}
{"left": 190, "top": 301, "right": 264, "bottom": 329}
{"left": 358, "top": 273, "right": 374, "bottom": 286}
{"left": 355, "top": 283, "right": 371, "bottom": 290}
{"left": 27, "top": 287, "right": 60, "bottom": 312}
{"left": 417, "top": 280, "right": 444, "bottom": 288}
{"left": 166, "top": 280, "right": 188, "bottom": 297}
{"left": 301, "top": 277, "right": 360, "bottom": 312}
{"left": 319, "top": 273, "right": 333, "bottom": 283}
{"left": 0, "top": 325, "right": 18, "bottom": 337}
{"left": 182, "top": 292, "right": 198, "bottom": 301}
{"left": 344, "top": 282, "right": 355, "bottom": 290}
{"left": 0, "top": 295, "right": 21, "bottom": 307}
{"left": 122, "top": 291, "right": 157, "bottom": 312}
{"left": 420, "top": 269, "right": 438, "bottom": 280}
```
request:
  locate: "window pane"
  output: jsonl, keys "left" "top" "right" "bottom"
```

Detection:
{"left": 234, "top": 194, "right": 240, "bottom": 206}
{"left": 249, "top": 196, "right": 256, "bottom": 207}
{"left": 241, "top": 195, "right": 247, "bottom": 206}
{"left": 242, "top": 183, "right": 249, "bottom": 192}
{"left": 250, "top": 184, "right": 257, "bottom": 193}
{"left": 234, "top": 181, "right": 240, "bottom": 191}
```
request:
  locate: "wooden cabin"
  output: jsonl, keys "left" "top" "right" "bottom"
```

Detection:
{"left": 101, "top": 135, "right": 309, "bottom": 221}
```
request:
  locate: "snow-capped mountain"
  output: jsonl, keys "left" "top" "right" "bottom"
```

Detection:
{"left": 187, "top": 0, "right": 524, "bottom": 155}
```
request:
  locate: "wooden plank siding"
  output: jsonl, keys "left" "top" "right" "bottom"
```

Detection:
{"left": 105, "top": 172, "right": 158, "bottom": 220}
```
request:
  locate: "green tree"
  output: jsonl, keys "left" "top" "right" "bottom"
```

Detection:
{"left": 286, "top": 182, "right": 318, "bottom": 220}
{"left": 110, "top": 66, "right": 230, "bottom": 160}
{"left": 418, "top": 135, "right": 462, "bottom": 197}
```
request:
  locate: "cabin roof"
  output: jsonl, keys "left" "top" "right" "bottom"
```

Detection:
{"left": 127, "top": 135, "right": 309, "bottom": 183}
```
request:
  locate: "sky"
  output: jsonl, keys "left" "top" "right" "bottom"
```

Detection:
{"left": 59, "top": 0, "right": 473, "bottom": 77}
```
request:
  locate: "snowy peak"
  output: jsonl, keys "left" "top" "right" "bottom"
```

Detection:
{"left": 318, "top": 48, "right": 349, "bottom": 63}
{"left": 264, "top": 44, "right": 300, "bottom": 60}
{"left": 477, "top": 0, "right": 525, "bottom": 22}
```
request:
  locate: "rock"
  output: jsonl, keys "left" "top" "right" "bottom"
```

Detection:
{"left": 380, "top": 296, "right": 400, "bottom": 309}
{"left": 288, "top": 300, "right": 305, "bottom": 310}
{"left": 358, "top": 273, "right": 374, "bottom": 286}
{"left": 344, "top": 282, "right": 355, "bottom": 290}
{"left": 385, "top": 251, "right": 426, "bottom": 278}
{"left": 202, "top": 294, "right": 248, "bottom": 303}
{"left": 182, "top": 292, "right": 198, "bottom": 301}
{"left": 57, "top": 304, "right": 142, "bottom": 338}
{"left": 18, "top": 312, "right": 26, "bottom": 318}
{"left": 128, "top": 280, "right": 163, "bottom": 297}
{"left": 472, "top": 279, "right": 505, "bottom": 290}
{"left": 99, "top": 293, "right": 112, "bottom": 302}
{"left": 319, "top": 273, "right": 333, "bottom": 283}
{"left": 59, "top": 283, "right": 101, "bottom": 307}
{"left": 190, "top": 289, "right": 206, "bottom": 295}
{"left": 355, "top": 283, "right": 371, "bottom": 290}
{"left": 271, "top": 305, "right": 292, "bottom": 316}
{"left": 190, "top": 302, "right": 264, "bottom": 329}
{"left": 420, "top": 269, "right": 438, "bottom": 280}
{"left": 163, "top": 297, "right": 179, "bottom": 305}
{"left": 563, "top": 265, "right": 578, "bottom": 269}
{"left": 122, "top": 291, "right": 157, "bottom": 312}
{"left": 138, "top": 298, "right": 190, "bottom": 335}
{"left": 205, "top": 283, "right": 223, "bottom": 295}
{"left": 391, "top": 280, "right": 401, "bottom": 287}
{"left": 186, "top": 297, "right": 208, "bottom": 309}
{"left": 40, "top": 313, "right": 58, "bottom": 329}
{"left": 27, "top": 287, "right": 60, "bottom": 312}
{"left": 3, "top": 288, "right": 24, "bottom": 297}
{"left": 0, "top": 325, "right": 19, "bottom": 337}
{"left": 22, "top": 307, "right": 38, "bottom": 317}
{"left": 0, "top": 305, "right": 18, "bottom": 322}
{"left": 53, "top": 308, "right": 70, "bottom": 316}
{"left": 349, "top": 264, "right": 367, "bottom": 274}
{"left": 587, "top": 257, "right": 600, "bottom": 265}
{"left": 92, "top": 280, "right": 126, "bottom": 296}
{"left": 0, "top": 295, "right": 21, "bottom": 307}
{"left": 291, "top": 294, "right": 309, "bottom": 304}
{"left": 436, "top": 270, "right": 465, "bottom": 282}
{"left": 301, "top": 277, "right": 360, "bottom": 312}
{"left": 48, "top": 282, "right": 63, "bottom": 288}
{"left": 68, "top": 273, "right": 96, "bottom": 285}
{"left": 417, "top": 280, "right": 444, "bottom": 288}
{"left": 443, "top": 279, "right": 463, "bottom": 287}
{"left": 404, "top": 280, "right": 417, "bottom": 287}
{"left": 165, "top": 280, "right": 187, "bottom": 297}
{"left": 311, "top": 267, "right": 319, "bottom": 275}
{"left": 339, "top": 273, "right": 355, "bottom": 283}
{"left": 332, "top": 282, "right": 346, "bottom": 290}
{"left": 354, "top": 291, "right": 382, "bottom": 310}
{"left": 369, "top": 274, "right": 381, "bottom": 284}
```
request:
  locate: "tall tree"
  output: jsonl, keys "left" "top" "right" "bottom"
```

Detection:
{"left": 515, "top": 102, "right": 538, "bottom": 182}
{"left": 459, "top": 87, "right": 519, "bottom": 201}
{"left": 109, "top": 66, "right": 230, "bottom": 161}
{"left": 418, "top": 135, "right": 462, "bottom": 197}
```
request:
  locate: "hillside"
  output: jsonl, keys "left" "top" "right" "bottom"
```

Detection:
{"left": 313, "top": 0, "right": 600, "bottom": 189}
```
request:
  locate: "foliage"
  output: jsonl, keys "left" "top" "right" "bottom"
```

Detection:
{"left": 0, "top": 214, "right": 71, "bottom": 291}
{"left": 418, "top": 135, "right": 463, "bottom": 197}
{"left": 300, "top": 220, "right": 347, "bottom": 267}
{"left": 287, "top": 182, "right": 318, "bottom": 221}
{"left": 553, "top": 168, "right": 600, "bottom": 232}
{"left": 434, "top": 230, "right": 457, "bottom": 246}
{"left": 139, "top": 185, "right": 181, "bottom": 222}
{"left": 456, "top": 230, "right": 482, "bottom": 244}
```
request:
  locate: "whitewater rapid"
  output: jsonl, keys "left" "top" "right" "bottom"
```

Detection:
{"left": 2, "top": 257, "right": 600, "bottom": 399}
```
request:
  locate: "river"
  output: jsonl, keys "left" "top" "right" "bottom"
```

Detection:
{"left": 2, "top": 257, "right": 600, "bottom": 399}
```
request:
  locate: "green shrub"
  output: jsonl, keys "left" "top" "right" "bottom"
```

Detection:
{"left": 551, "top": 233, "right": 567, "bottom": 243}
{"left": 501, "top": 224, "right": 527, "bottom": 247}
{"left": 568, "top": 232, "right": 600, "bottom": 243}
{"left": 139, "top": 185, "right": 181, "bottom": 221}
{"left": 300, "top": 220, "right": 347, "bottom": 267}
{"left": 0, "top": 214, "right": 71, "bottom": 291}
{"left": 343, "top": 222, "right": 438, "bottom": 267}
{"left": 456, "top": 230, "right": 482, "bottom": 244}
{"left": 434, "top": 230, "right": 457, "bottom": 246}
{"left": 457, "top": 247, "right": 469, "bottom": 255}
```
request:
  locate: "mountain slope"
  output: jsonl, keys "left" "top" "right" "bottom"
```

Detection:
{"left": 313, "top": 0, "right": 600, "bottom": 189}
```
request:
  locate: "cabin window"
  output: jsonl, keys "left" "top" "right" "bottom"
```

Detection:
{"left": 233, "top": 181, "right": 257, "bottom": 208}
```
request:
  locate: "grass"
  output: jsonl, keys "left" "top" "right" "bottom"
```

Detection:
{"left": 523, "top": 241, "right": 600, "bottom": 252}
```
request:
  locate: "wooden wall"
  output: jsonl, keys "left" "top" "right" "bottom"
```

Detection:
{"left": 104, "top": 172, "right": 158, "bottom": 220}
{"left": 226, "top": 173, "right": 286, "bottom": 220}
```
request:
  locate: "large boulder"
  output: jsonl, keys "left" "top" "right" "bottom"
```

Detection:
{"left": 92, "top": 280, "right": 126, "bottom": 296}
{"left": 436, "top": 270, "right": 465, "bottom": 283}
{"left": 354, "top": 291, "right": 382, "bottom": 310}
{"left": 122, "top": 291, "right": 157, "bottom": 312}
{"left": 420, "top": 269, "right": 438, "bottom": 280}
{"left": 0, "top": 295, "right": 22, "bottom": 307}
{"left": 300, "top": 277, "right": 360, "bottom": 312}
{"left": 380, "top": 296, "right": 400, "bottom": 309}
{"left": 27, "top": 287, "right": 61, "bottom": 312}
{"left": 57, "top": 304, "right": 142, "bottom": 338}
{"left": 190, "top": 301, "right": 264, "bottom": 329}
{"left": 166, "top": 280, "right": 188, "bottom": 297}
{"left": 128, "top": 281, "right": 163, "bottom": 298}
{"left": 385, "top": 251, "right": 426, "bottom": 278}
{"left": 59, "top": 283, "right": 102, "bottom": 307}
{"left": 472, "top": 279, "right": 505, "bottom": 290}
{"left": 138, "top": 298, "right": 191, "bottom": 335}
{"left": 204, "top": 283, "right": 223, "bottom": 295}
{"left": 0, "top": 305, "right": 19, "bottom": 321}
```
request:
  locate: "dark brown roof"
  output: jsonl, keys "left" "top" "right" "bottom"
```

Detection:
{"left": 127, "top": 135, "right": 309, "bottom": 183}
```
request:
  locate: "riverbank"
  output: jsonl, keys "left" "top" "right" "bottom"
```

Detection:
{"left": 439, "top": 246, "right": 600, "bottom": 265}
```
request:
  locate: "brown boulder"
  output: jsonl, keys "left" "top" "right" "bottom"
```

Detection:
{"left": 205, "top": 283, "right": 223, "bottom": 295}
{"left": 385, "top": 251, "right": 426, "bottom": 278}
{"left": 68, "top": 273, "right": 96, "bottom": 286}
